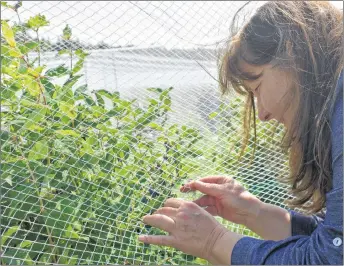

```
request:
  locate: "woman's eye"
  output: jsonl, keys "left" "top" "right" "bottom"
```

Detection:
{"left": 254, "top": 85, "right": 260, "bottom": 92}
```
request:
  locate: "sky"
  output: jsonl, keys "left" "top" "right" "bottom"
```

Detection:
{"left": 1, "top": 1, "right": 343, "bottom": 49}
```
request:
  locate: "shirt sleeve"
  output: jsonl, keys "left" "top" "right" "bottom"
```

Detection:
{"left": 288, "top": 209, "right": 325, "bottom": 236}
{"left": 231, "top": 71, "right": 343, "bottom": 265}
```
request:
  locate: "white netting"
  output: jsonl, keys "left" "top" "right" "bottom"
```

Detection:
{"left": 0, "top": 1, "right": 318, "bottom": 265}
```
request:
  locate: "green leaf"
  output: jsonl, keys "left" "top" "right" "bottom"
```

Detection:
{"left": 159, "top": 89, "right": 170, "bottom": 101}
{"left": 58, "top": 49, "right": 70, "bottom": 56}
{"left": 1, "top": 20, "right": 16, "bottom": 47}
{"left": 163, "top": 98, "right": 171, "bottom": 106}
{"left": 147, "top": 122, "right": 163, "bottom": 131}
{"left": 91, "top": 105, "right": 106, "bottom": 118}
{"left": 45, "top": 64, "right": 69, "bottom": 77}
{"left": 71, "top": 58, "right": 84, "bottom": 75}
{"left": 146, "top": 87, "right": 163, "bottom": 93}
{"left": 95, "top": 89, "right": 113, "bottom": 100}
{"left": 74, "top": 84, "right": 87, "bottom": 95}
{"left": 18, "top": 41, "right": 39, "bottom": 54}
{"left": 18, "top": 240, "right": 33, "bottom": 249}
{"left": 75, "top": 49, "right": 89, "bottom": 59}
{"left": 1, "top": 225, "right": 20, "bottom": 246}
{"left": 59, "top": 101, "right": 77, "bottom": 119}
{"left": 1, "top": 1, "right": 10, "bottom": 8}
{"left": 28, "top": 139, "right": 49, "bottom": 160}
{"left": 2, "top": 250, "right": 34, "bottom": 265}
{"left": 68, "top": 256, "right": 79, "bottom": 265}
{"left": 24, "top": 77, "right": 41, "bottom": 96}
{"left": 27, "top": 14, "right": 49, "bottom": 30}
{"left": 62, "top": 24, "right": 72, "bottom": 40}
{"left": 63, "top": 74, "right": 81, "bottom": 90}
{"left": 22, "top": 107, "right": 47, "bottom": 130}
{"left": 80, "top": 139, "right": 93, "bottom": 156}
{"left": 0, "top": 130, "right": 10, "bottom": 142}
{"left": 209, "top": 112, "right": 218, "bottom": 119}
{"left": 4, "top": 176, "right": 12, "bottom": 186}
{"left": 20, "top": 98, "right": 50, "bottom": 110}
{"left": 53, "top": 139, "right": 72, "bottom": 155}
{"left": 55, "top": 130, "right": 80, "bottom": 137}
{"left": 64, "top": 225, "right": 81, "bottom": 239}
{"left": 0, "top": 82, "right": 20, "bottom": 101}
{"left": 1, "top": 44, "right": 22, "bottom": 57}
{"left": 28, "top": 65, "right": 45, "bottom": 78}
{"left": 40, "top": 77, "right": 55, "bottom": 96}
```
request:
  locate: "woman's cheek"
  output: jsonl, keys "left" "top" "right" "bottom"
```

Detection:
{"left": 261, "top": 93, "right": 274, "bottom": 113}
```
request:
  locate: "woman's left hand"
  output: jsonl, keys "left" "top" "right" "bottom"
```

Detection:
{"left": 138, "top": 198, "right": 243, "bottom": 264}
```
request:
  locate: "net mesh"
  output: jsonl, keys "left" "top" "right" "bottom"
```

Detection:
{"left": 0, "top": 1, "right": 300, "bottom": 265}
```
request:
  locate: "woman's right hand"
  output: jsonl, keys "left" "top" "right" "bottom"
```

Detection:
{"left": 180, "top": 176, "right": 263, "bottom": 226}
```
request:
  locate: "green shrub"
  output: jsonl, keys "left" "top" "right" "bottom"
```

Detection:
{"left": 0, "top": 10, "right": 207, "bottom": 264}
{"left": 1, "top": 3, "right": 288, "bottom": 264}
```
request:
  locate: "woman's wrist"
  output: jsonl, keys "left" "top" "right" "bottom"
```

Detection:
{"left": 242, "top": 196, "right": 263, "bottom": 228}
{"left": 245, "top": 201, "right": 292, "bottom": 240}
{"left": 208, "top": 229, "right": 244, "bottom": 265}
{"left": 244, "top": 199, "right": 264, "bottom": 229}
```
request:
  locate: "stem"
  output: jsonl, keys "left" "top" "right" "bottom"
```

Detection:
{"left": 21, "top": 55, "right": 31, "bottom": 68}
{"left": 21, "top": 56, "right": 47, "bottom": 105}
{"left": 16, "top": 11, "right": 22, "bottom": 27}
{"left": 45, "top": 226, "right": 58, "bottom": 263}
{"left": 18, "top": 142, "right": 57, "bottom": 263}
{"left": 37, "top": 78, "right": 47, "bottom": 105}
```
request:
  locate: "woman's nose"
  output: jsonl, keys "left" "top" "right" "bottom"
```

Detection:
{"left": 257, "top": 99, "right": 271, "bottom": 122}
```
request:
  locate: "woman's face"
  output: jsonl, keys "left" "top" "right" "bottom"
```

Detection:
{"left": 238, "top": 60, "right": 296, "bottom": 129}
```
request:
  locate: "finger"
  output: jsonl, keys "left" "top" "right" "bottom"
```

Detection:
{"left": 184, "top": 180, "right": 223, "bottom": 197}
{"left": 154, "top": 207, "right": 177, "bottom": 218}
{"left": 180, "top": 176, "right": 231, "bottom": 193}
{"left": 180, "top": 185, "right": 194, "bottom": 192}
{"left": 164, "top": 198, "right": 184, "bottom": 208}
{"left": 202, "top": 206, "right": 218, "bottom": 216}
{"left": 143, "top": 214, "right": 175, "bottom": 233}
{"left": 138, "top": 235, "right": 174, "bottom": 247}
{"left": 181, "top": 176, "right": 228, "bottom": 191}
{"left": 197, "top": 176, "right": 230, "bottom": 184}
{"left": 193, "top": 195, "right": 216, "bottom": 207}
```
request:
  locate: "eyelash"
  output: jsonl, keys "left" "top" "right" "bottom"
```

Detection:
{"left": 254, "top": 85, "right": 260, "bottom": 92}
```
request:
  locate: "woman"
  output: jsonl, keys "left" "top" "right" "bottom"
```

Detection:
{"left": 138, "top": 1, "right": 343, "bottom": 264}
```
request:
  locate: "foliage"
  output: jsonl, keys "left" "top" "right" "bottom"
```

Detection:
{"left": 0, "top": 14, "right": 205, "bottom": 265}
{"left": 1, "top": 5, "right": 289, "bottom": 265}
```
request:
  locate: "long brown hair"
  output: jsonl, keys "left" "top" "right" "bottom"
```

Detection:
{"left": 219, "top": 1, "right": 343, "bottom": 213}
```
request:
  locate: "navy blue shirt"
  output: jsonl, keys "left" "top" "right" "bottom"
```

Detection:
{"left": 231, "top": 71, "right": 343, "bottom": 265}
